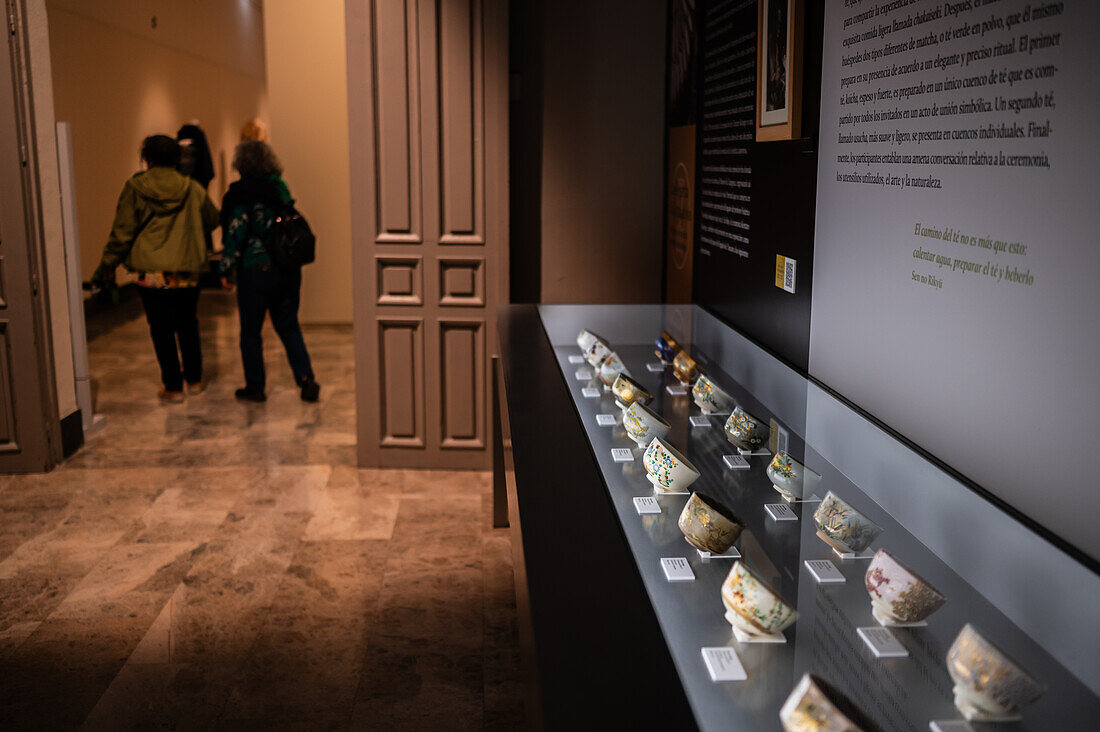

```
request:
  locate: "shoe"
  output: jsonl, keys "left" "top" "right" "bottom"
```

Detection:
{"left": 235, "top": 387, "right": 267, "bottom": 402}
{"left": 185, "top": 380, "right": 206, "bottom": 395}
{"left": 158, "top": 389, "right": 185, "bottom": 403}
{"left": 299, "top": 378, "right": 320, "bottom": 403}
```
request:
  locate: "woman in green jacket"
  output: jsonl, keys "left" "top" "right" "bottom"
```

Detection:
{"left": 95, "top": 135, "right": 219, "bottom": 402}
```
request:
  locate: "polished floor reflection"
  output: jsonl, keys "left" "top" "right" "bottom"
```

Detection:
{"left": 0, "top": 293, "right": 522, "bottom": 729}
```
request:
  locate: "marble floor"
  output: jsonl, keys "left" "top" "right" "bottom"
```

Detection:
{"left": 0, "top": 292, "right": 523, "bottom": 730}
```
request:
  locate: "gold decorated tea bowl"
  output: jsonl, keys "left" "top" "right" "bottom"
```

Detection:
{"left": 678, "top": 492, "right": 744, "bottom": 555}
{"left": 598, "top": 352, "right": 630, "bottom": 385}
{"left": 724, "top": 406, "right": 770, "bottom": 451}
{"left": 779, "top": 674, "right": 873, "bottom": 732}
{"left": 720, "top": 561, "right": 798, "bottom": 638}
{"left": 812, "top": 491, "right": 883, "bottom": 555}
{"left": 612, "top": 373, "right": 653, "bottom": 411}
{"left": 864, "top": 549, "right": 945, "bottom": 624}
{"left": 946, "top": 624, "right": 1046, "bottom": 720}
{"left": 672, "top": 350, "right": 700, "bottom": 384}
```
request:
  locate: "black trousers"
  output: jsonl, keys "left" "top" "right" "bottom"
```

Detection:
{"left": 138, "top": 287, "right": 202, "bottom": 392}
{"left": 236, "top": 265, "right": 314, "bottom": 392}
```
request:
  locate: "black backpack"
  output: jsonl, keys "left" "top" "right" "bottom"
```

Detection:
{"left": 268, "top": 202, "right": 315, "bottom": 268}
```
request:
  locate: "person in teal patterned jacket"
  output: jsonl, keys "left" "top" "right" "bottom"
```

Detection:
{"left": 219, "top": 140, "right": 320, "bottom": 403}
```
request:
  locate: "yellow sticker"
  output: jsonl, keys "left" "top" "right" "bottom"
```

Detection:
{"left": 775, "top": 255, "right": 786, "bottom": 289}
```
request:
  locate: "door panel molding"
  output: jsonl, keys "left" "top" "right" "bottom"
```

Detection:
{"left": 377, "top": 317, "right": 425, "bottom": 447}
{"left": 439, "top": 318, "right": 485, "bottom": 449}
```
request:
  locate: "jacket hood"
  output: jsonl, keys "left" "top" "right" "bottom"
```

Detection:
{"left": 129, "top": 167, "right": 192, "bottom": 213}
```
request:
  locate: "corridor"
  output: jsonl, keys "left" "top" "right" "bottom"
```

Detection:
{"left": 0, "top": 293, "right": 522, "bottom": 729}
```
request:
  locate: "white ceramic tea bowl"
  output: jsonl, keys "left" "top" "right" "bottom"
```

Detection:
{"left": 622, "top": 401, "right": 670, "bottom": 447}
{"left": 576, "top": 328, "right": 606, "bottom": 354}
{"left": 812, "top": 491, "right": 883, "bottom": 555}
{"left": 598, "top": 352, "right": 630, "bottom": 385}
{"left": 642, "top": 436, "right": 700, "bottom": 494}
{"left": 692, "top": 374, "right": 735, "bottom": 414}
{"left": 946, "top": 624, "right": 1046, "bottom": 720}
{"left": 864, "top": 549, "right": 945, "bottom": 624}
{"left": 611, "top": 373, "right": 653, "bottom": 411}
{"left": 585, "top": 339, "right": 613, "bottom": 367}
{"left": 766, "top": 452, "right": 822, "bottom": 501}
{"left": 720, "top": 561, "right": 798, "bottom": 637}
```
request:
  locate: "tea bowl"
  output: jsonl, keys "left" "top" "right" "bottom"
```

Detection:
{"left": 946, "top": 624, "right": 1046, "bottom": 720}
{"left": 576, "top": 328, "right": 606, "bottom": 354}
{"left": 655, "top": 330, "right": 681, "bottom": 363}
{"left": 812, "top": 492, "right": 883, "bottom": 555}
{"left": 622, "top": 401, "right": 670, "bottom": 446}
{"left": 724, "top": 407, "right": 770, "bottom": 451}
{"left": 864, "top": 550, "right": 945, "bottom": 624}
{"left": 779, "top": 674, "right": 875, "bottom": 732}
{"left": 642, "top": 436, "right": 700, "bottom": 494}
{"left": 692, "top": 374, "right": 736, "bottom": 414}
{"left": 766, "top": 452, "right": 822, "bottom": 501}
{"left": 720, "top": 561, "right": 798, "bottom": 638}
{"left": 585, "top": 339, "right": 613, "bottom": 367}
{"left": 598, "top": 352, "right": 630, "bottom": 385}
{"left": 678, "top": 492, "right": 744, "bottom": 554}
{"left": 612, "top": 373, "right": 653, "bottom": 411}
{"left": 672, "top": 350, "right": 700, "bottom": 384}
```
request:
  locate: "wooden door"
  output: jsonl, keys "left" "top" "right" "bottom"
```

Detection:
{"left": 347, "top": 0, "right": 508, "bottom": 469}
{"left": 0, "top": 1, "right": 60, "bottom": 472}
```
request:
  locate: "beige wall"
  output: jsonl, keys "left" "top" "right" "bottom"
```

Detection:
{"left": 539, "top": 0, "right": 667, "bottom": 303}
{"left": 46, "top": 0, "right": 268, "bottom": 281}
{"left": 263, "top": 0, "right": 352, "bottom": 323}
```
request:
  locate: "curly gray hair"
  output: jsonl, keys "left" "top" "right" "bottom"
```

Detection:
{"left": 233, "top": 140, "right": 283, "bottom": 178}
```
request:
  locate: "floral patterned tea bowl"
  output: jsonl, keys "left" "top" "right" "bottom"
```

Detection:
{"left": 585, "top": 339, "right": 613, "bottom": 367}
{"left": 946, "top": 624, "right": 1046, "bottom": 720}
{"left": 598, "top": 352, "right": 630, "bottom": 385}
{"left": 678, "top": 492, "right": 744, "bottom": 554}
{"left": 779, "top": 674, "right": 874, "bottom": 732}
{"left": 724, "top": 407, "right": 770, "bottom": 451}
{"left": 766, "top": 452, "right": 822, "bottom": 501}
{"left": 577, "top": 328, "right": 606, "bottom": 354}
{"left": 655, "top": 331, "right": 681, "bottom": 363}
{"left": 692, "top": 374, "right": 735, "bottom": 414}
{"left": 864, "top": 550, "right": 945, "bottom": 625}
{"left": 721, "top": 561, "right": 798, "bottom": 638}
{"left": 622, "top": 401, "right": 670, "bottom": 446}
{"left": 812, "top": 491, "right": 883, "bottom": 555}
{"left": 612, "top": 373, "right": 653, "bottom": 411}
{"left": 642, "top": 437, "right": 700, "bottom": 494}
{"left": 672, "top": 351, "right": 700, "bottom": 384}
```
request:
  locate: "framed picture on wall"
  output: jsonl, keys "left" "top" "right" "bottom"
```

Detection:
{"left": 756, "top": 0, "right": 803, "bottom": 141}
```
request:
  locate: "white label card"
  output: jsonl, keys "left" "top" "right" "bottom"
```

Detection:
{"left": 574, "top": 368, "right": 593, "bottom": 380}
{"left": 596, "top": 414, "right": 617, "bottom": 426}
{"left": 666, "top": 385, "right": 688, "bottom": 396}
{"left": 633, "top": 496, "right": 661, "bottom": 515}
{"left": 765, "top": 503, "right": 797, "bottom": 522}
{"left": 722, "top": 454, "right": 750, "bottom": 470}
{"left": 805, "top": 559, "right": 845, "bottom": 584}
{"left": 701, "top": 647, "right": 747, "bottom": 682}
{"left": 689, "top": 416, "right": 711, "bottom": 428}
{"left": 660, "top": 557, "right": 695, "bottom": 582}
{"left": 857, "top": 627, "right": 909, "bottom": 658}
{"left": 567, "top": 354, "right": 585, "bottom": 364}
{"left": 581, "top": 387, "right": 600, "bottom": 398}
{"left": 611, "top": 448, "right": 634, "bottom": 463}
{"left": 646, "top": 362, "right": 665, "bottom": 372}
{"left": 929, "top": 722, "right": 974, "bottom": 732}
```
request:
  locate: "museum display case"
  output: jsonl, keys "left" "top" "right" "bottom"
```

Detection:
{"left": 495, "top": 304, "right": 1099, "bottom": 730}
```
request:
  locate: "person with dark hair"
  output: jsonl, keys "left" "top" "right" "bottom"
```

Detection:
{"left": 219, "top": 140, "right": 320, "bottom": 403}
{"left": 94, "top": 134, "right": 219, "bottom": 403}
{"left": 176, "top": 122, "right": 215, "bottom": 189}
